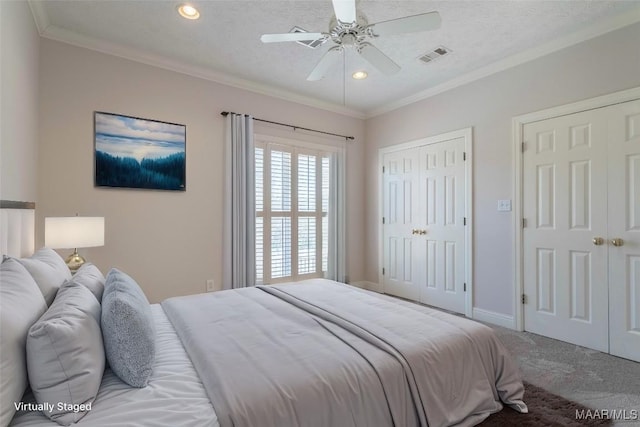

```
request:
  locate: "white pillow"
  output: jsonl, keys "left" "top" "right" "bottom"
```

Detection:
{"left": 0, "top": 258, "right": 48, "bottom": 426}
{"left": 72, "top": 263, "right": 105, "bottom": 302}
{"left": 18, "top": 248, "right": 72, "bottom": 305}
{"left": 27, "top": 281, "right": 105, "bottom": 426}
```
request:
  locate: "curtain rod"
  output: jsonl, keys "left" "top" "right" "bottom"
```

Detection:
{"left": 221, "top": 111, "right": 354, "bottom": 141}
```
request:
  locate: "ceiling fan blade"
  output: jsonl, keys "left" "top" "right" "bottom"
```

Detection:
{"left": 307, "top": 47, "right": 342, "bottom": 81}
{"left": 261, "top": 32, "right": 326, "bottom": 43}
{"left": 358, "top": 43, "right": 400, "bottom": 75}
{"left": 332, "top": 0, "right": 356, "bottom": 23}
{"left": 369, "top": 12, "right": 441, "bottom": 37}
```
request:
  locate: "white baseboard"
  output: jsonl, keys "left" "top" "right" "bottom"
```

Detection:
{"left": 472, "top": 308, "right": 516, "bottom": 329}
{"left": 351, "top": 281, "right": 383, "bottom": 293}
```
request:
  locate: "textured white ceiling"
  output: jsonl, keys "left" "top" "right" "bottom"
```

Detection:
{"left": 31, "top": 0, "right": 640, "bottom": 116}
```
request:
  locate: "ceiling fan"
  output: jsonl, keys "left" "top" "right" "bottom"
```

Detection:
{"left": 260, "top": 0, "right": 441, "bottom": 81}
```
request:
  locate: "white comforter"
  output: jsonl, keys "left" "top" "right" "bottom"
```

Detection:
{"left": 162, "top": 279, "right": 527, "bottom": 427}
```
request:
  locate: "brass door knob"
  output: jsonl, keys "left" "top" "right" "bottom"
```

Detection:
{"left": 412, "top": 229, "right": 419, "bottom": 235}
{"left": 592, "top": 237, "right": 604, "bottom": 246}
{"left": 419, "top": 229, "right": 427, "bottom": 235}
{"left": 611, "top": 238, "right": 624, "bottom": 247}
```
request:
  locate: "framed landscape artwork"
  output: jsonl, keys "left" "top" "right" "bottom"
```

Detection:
{"left": 94, "top": 112, "right": 186, "bottom": 191}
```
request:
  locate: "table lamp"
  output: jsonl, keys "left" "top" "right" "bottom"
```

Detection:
{"left": 45, "top": 216, "right": 105, "bottom": 272}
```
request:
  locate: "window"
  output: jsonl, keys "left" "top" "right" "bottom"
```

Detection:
{"left": 255, "top": 139, "right": 331, "bottom": 284}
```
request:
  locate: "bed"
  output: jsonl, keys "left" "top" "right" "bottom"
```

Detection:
{"left": 10, "top": 304, "right": 218, "bottom": 427}
{"left": 1, "top": 201, "right": 527, "bottom": 427}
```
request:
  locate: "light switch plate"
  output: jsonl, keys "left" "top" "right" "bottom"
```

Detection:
{"left": 497, "top": 199, "right": 512, "bottom": 212}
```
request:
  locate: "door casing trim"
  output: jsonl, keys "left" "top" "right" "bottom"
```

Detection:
{"left": 378, "top": 127, "right": 473, "bottom": 318}
{"left": 512, "top": 86, "right": 640, "bottom": 331}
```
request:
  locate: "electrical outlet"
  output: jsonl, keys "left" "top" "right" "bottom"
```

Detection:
{"left": 206, "top": 279, "right": 215, "bottom": 292}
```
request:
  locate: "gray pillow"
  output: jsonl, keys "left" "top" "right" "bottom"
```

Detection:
{"left": 18, "top": 247, "right": 72, "bottom": 305}
{"left": 72, "top": 262, "right": 105, "bottom": 301}
{"left": 101, "top": 268, "right": 155, "bottom": 387}
{"left": 0, "top": 258, "right": 48, "bottom": 426}
{"left": 26, "top": 280, "right": 105, "bottom": 426}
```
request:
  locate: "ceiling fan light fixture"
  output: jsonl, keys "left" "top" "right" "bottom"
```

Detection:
{"left": 260, "top": 0, "right": 441, "bottom": 80}
{"left": 352, "top": 71, "right": 368, "bottom": 80}
{"left": 178, "top": 4, "right": 200, "bottom": 20}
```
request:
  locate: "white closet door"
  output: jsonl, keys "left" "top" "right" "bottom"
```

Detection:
{"left": 382, "top": 148, "right": 420, "bottom": 300}
{"left": 523, "top": 109, "right": 609, "bottom": 352}
{"left": 416, "top": 138, "right": 466, "bottom": 314}
{"left": 607, "top": 99, "right": 640, "bottom": 362}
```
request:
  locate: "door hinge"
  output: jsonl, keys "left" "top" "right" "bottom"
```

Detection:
{"left": 382, "top": 166, "right": 385, "bottom": 173}
{"left": 522, "top": 218, "right": 527, "bottom": 228}
{"left": 522, "top": 294, "right": 527, "bottom": 304}
{"left": 464, "top": 283, "right": 467, "bottom": 292}
{"left": 382, "top": 217, "right": 385, "bottom": 224}
{"left": 382, "top": 268, "right": 385, "bottom": 275}
{"left": 463, "top": 217, "right": 467, "bottom": 226}
{"left": 463, "top": 152, "right": 467, "bottom": 161}
{"left": 521, "top": 142, "right": 526, "bottom": 152}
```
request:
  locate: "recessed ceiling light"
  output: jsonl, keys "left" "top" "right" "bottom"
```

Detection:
{"left": 178, "top": 4, "right": 200, "bottom": 20}
{"left": 352, "top": 71, "right": 368, "bottom": 80}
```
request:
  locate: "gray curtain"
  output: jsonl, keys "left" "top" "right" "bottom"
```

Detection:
{"left": 223, "top": 113, "right": 256, "bottom": 289}
{"left": 326, "top": 150, "right": 346, "bottom": 282}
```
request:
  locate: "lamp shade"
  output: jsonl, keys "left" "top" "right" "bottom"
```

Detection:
{"left": 45, "top": 217, "right": 105, "bottom": 249}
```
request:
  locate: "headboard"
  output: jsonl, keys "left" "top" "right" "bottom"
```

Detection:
{"left": 0, "top": 200, "right": 35, "bottom": 258}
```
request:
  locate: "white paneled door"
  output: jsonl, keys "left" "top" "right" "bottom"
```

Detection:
{"left": 523, "top": 109, "right": 609, "bottom": 352}
{"left": 417, "top": 138, "right": 467, "bottom": 313}
{"left": 607, "top": 100, "right": 640, "bottom": 362}
{"left": 522, "top": 98, "right": 640, "bottom": 362}
{"left": 382, "top": 148, "right": 420, "bottom": 301}
{"left": 383, "top": 137, "right": 467, "bottom": 314}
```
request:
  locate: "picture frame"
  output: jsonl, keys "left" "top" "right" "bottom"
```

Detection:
{"left": 94, "top": 111, "right": 186, "bottom": 191}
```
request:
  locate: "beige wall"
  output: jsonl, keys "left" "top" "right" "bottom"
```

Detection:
{"left": 38, "top": 39, "right": 365, "bottom": 303}
{"left": 1, "top": 0, "right": 40, "bottom": 202}
{"left": 364, "top": 23, "right": 640, "bottom": 317}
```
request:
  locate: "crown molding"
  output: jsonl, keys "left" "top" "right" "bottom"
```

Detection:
{"left": 27, "top": 0, "right": 50, "bottom": 34}
{"left": 28, "top": 8, "right": 366, "bottom": 120}
{"left": 27, "top": 1, "right": 640, "bottom": 121}
{"left": 365, "top": 6, "right": 640, "bottom": 118}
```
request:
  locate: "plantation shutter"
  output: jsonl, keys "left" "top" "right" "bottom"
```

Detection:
{"left": 270, "top": 149, "right": 292, "bottom": 279}
{"left": 255, "top": 138, "right": 336, "bottom": 285}
{"left": 255, "top": 147, "right": 264, "bottom": 283}
{"left": 297, "top": 154, "right": 316, "bottom": 275}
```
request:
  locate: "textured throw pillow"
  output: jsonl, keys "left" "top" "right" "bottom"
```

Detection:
{"left": 27, "top": 280, "right": 105, "bottom": 426}
{"left": 0, "top": 258, "right": 48, "bottom": 426}
{"left": 17, "top": 247, "right": 72, "bottom": 305}
{"left": 72, "top": 262, "right": 106, "bottom": 301}
{"left": 101, "top": 268, "right": 155, "bottom": 387}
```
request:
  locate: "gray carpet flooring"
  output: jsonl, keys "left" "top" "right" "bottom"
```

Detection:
{"left": 490, "top": 325, "right": 640, "bottom": 426}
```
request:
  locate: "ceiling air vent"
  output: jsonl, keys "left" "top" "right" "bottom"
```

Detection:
{"left": 290, "top": 26, "right": 325, "bottom": 49}
{"left": 418, "top": 46, "right": 452, "bottom": 64}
